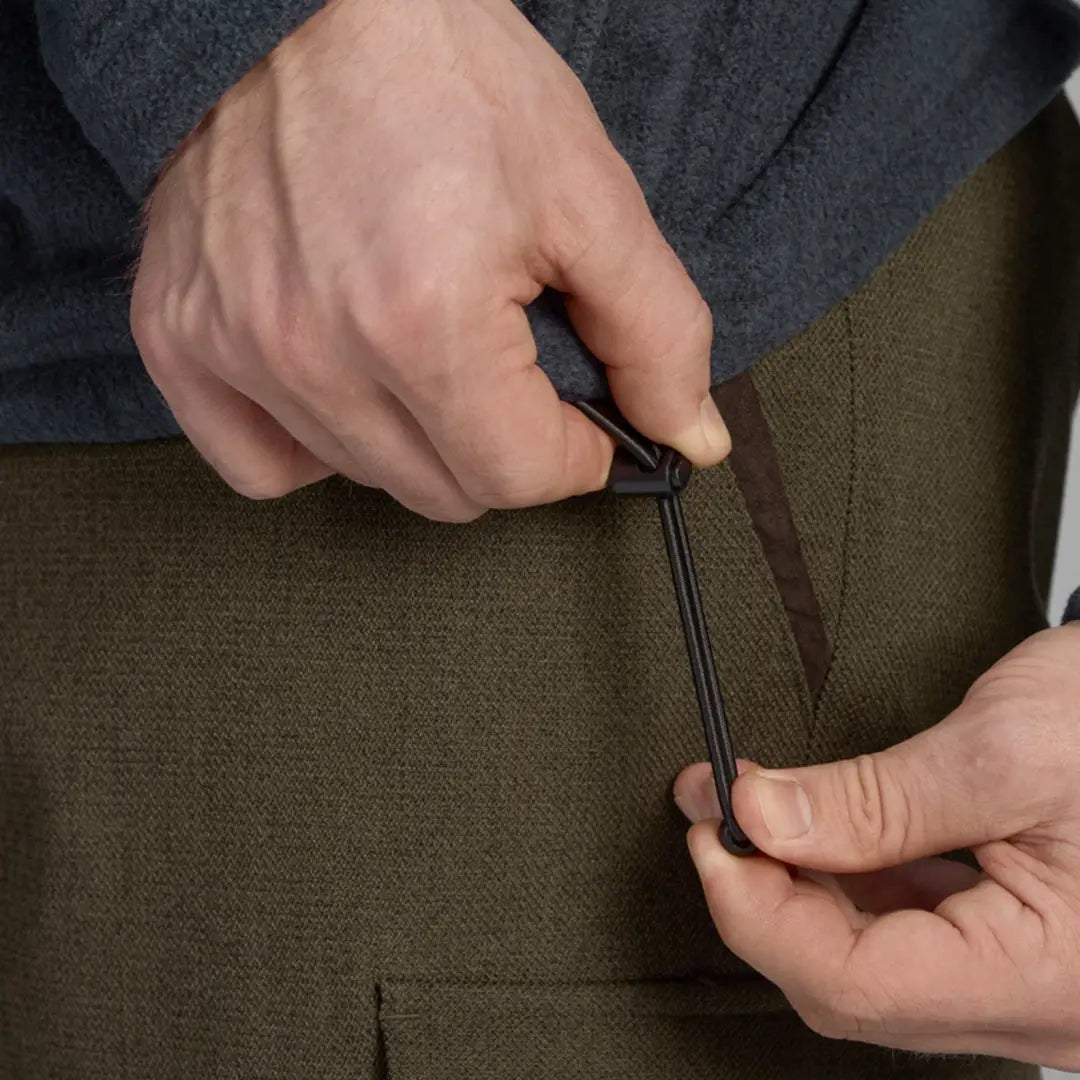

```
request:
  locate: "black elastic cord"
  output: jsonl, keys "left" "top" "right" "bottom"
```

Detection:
{"left": 573, "top": 400, "right": 754, "bottom": 855}
{"left": 574, "top": 400, "right": 661, "bottom": 471}
{"left": 658, "top": 497, "right": 753, "bottom": 854}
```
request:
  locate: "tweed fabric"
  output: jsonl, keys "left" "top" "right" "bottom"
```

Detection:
{"left": 2, "top": 100, "right": 1079, "bottom": 1079}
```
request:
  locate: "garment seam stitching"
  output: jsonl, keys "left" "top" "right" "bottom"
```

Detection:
{"left": 805, "top": 296, "right": 857, "bottom": 754}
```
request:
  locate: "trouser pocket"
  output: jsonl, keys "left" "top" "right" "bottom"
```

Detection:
{"left": 376, "top": 978, "right": 1035, "bottom": 1080}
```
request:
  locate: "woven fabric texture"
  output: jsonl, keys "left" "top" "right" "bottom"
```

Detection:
{"left": 2, "top": 99, "right": 1079, "bottom": 1080}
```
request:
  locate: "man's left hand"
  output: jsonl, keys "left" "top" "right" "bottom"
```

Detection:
{"left": 674, "top": 622, "right": 1080, "bottom": 1069}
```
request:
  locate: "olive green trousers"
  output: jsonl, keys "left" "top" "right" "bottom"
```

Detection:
{"left": 3, "top": 98, "right": 1080, "bottom": 1079}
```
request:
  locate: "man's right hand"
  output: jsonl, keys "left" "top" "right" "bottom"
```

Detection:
{"left": 131, "top": 0, "right": 729, "bottom": 521}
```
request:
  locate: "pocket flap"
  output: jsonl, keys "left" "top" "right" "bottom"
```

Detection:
{"left": 380, "top": 977, "right": 786, "bottom": 1080}
{"left": 377, "top": 977, "right": 1030, "bottom": 1080}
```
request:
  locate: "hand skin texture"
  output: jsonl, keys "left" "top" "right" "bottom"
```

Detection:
{"left": 130, "top": 0, "right": 729, "bottom": 520}
{"left": 674, "top": 622, "right": 1080, "bottom": 1070}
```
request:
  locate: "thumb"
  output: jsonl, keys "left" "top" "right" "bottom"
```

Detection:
{"left": 734, "top": 719, "right": 1051, "bottom": 871}
{"left": 678, "top": 713, "right": 1049, "bottom": 873}
{"left": 555, "top": 182, "right": 729, "bottom": 467}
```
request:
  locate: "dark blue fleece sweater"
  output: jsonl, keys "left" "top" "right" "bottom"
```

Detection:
{"left": 1, "top": 0, "right": 1079, "bottom": 619}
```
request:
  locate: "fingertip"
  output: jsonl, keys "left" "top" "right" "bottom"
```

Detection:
{"left": 673, "top": 761, "right": 719, "bottom": 823}
{"left": 686, "top": 819, "right": 728, "bottom": 876}
{"left": 608, "top": 378, "right": 729, "bottom": 470}
{"left": 674, "top": 393, "right": 731, "bottom": 468}
{"left": 559, "top": 212, "right": 721, "bottom": 466}
{"left": 674, "top": 759, "right": 713, "bottom": 790}
{"left": 560, "top": 402, "right": 616, "bottom": 495}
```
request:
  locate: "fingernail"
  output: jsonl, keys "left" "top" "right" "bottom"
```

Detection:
{"left": 674, "top": 788, "right": 714, "bottom": 824}
{"left": 748, "top": 772, "right": 812, "bottom": 840}
{"left": 699, "top": 394, "right": 731, "bottom": 456}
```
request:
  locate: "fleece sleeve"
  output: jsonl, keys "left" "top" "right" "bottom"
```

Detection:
{"left": 32, "top": 0, "right": 327, "bottom": 202}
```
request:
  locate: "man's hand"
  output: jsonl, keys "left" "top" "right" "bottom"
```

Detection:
{"left": 674, "top": 622, "right": 1080, "bottom": 1069}
{"left": 131, "top": 0, "right": 728, "bottom": 520}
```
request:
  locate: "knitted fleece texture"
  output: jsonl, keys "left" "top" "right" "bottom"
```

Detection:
{"left": 1, "top": 0, "right": 1079, "bottom": 442}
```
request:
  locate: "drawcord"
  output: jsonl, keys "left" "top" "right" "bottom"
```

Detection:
{"left": 575, "top": 400, "right": 755, "bottom": 856}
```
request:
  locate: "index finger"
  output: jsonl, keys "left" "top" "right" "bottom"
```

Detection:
{"left": 686, "top": 821, "right": 1008, "bottom": 1041}
{"left": 388, "top": 298, "right": 614, "bottom": 508}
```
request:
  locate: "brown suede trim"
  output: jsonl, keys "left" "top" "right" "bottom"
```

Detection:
{"left": 713, "top": 373, "right": 832, "bottom": 702}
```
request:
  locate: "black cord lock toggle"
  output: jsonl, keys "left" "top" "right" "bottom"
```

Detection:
{"left": 608, "top": 447, "right": 692, "bottom": 499}
{"left": 575, "top": 400, "right": 756, "bottom": 857}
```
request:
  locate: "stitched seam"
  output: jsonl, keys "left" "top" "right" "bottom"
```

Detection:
{"left": 805, "top": 297, "right": 858, "bottom": 757}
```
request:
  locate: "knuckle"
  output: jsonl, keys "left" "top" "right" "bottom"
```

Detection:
{"left": 248, "top": 298, "right": 326, "bottom": 398}
{"left": 132, "top": 278, "right": 213, "bottom": 383}
{"left": 648, "top": 292, "right": 713, "bottom": 373}
{"left": 456, "top": 438, "right": 564, "bottom": 510}
{"left": 465, "top": 471, "right": 554, "bottom": 511}
{"left": 580, "top": 143, "right": 641, "bottom": 206}
{"left": 798, "top": 1003, "right": 848, "bottom": 1041}
{"left": 222, "top": 463, "right": 299, "bottom": 502}
{"left": 549, "top": 152, "right": 644, "bottom": 262}
{"left": 352, "top": 291, "right": 464, "bottom": 403}
{"left": 686, "top": 295, "right": 715, "bottom": 353}
{"left": 585, "top": 173, "right": 641, "bottom": 238}
{"left": 129, "top": 288, "right": 171, "bottom": 370}
{"left": 796, "top": 982, "right": 884, "bottom": 1041}
{"left": 270, "top": 343, "right": 326, "bottom": 402}
{"left": 358, "top": 289, "right": 451, "bottom": 382}
{"left": 460, "top": 421, "right": 595, "bottom": 509}
{"left": 792, "top": 983, "right": 861, "bottom": 1039}
{"left": 837, "top": 754, "right": 913, "bottom": 863}
{"left": 451, "top": 442, "right": 553, "bottom": 507}
{"left": 128, "top": 288, "right": 155, "bottom": 347}
{"left": 396, "top": 348, "right": 462, "bottom": 408}
{"left": 245, "top": 294, "right": 289, "bottom": 367}
{"left": 417, "top": 499, "right": 485, "bottom": 525}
